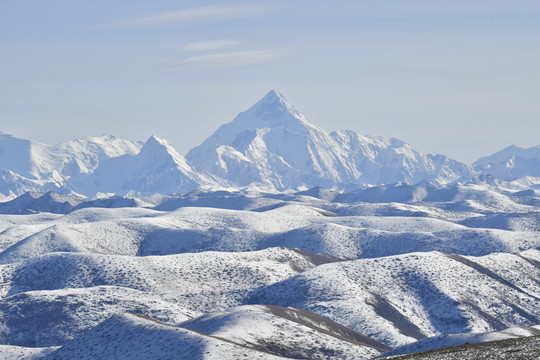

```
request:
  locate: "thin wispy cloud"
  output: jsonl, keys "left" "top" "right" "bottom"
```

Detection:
{"left": 153, "top": 49, "right": 295, "bottom": 73}
{"left": 104, "top": 3, "right": 272, "bottom": 28}
{"left": 182, "top": 39, "right": 240, "bottom": 51}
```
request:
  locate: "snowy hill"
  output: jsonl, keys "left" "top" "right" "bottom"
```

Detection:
{"left": 186, "top": 90, "right": 473, "bottom": 189}
{"left": 44, "top": 313, "right": 288, "bottom": 360}
{"left": 383, "top": 325, "right": 540, "bottom": 357}
{"left": 1, "top": 91, "right": 540, "bottom": 358}
{"left": 0, "top": 286, "right": 193, "bottom": 347}
{"left": 249, "top": 249, "right": 540, "bottom": 347}
{"left": 0, "top": 345, "right": 57, "bottom": 360}
{"left": 385, "top": 334, "right": 540, "bottom": 359}
{"left": 180, "top": 304, "right": 390, "bottom": 359}
{"left": 0, "top": 187, "right": 538, "bottom": 264}
{"left": 0, "top": 248, "right": 341, "bottom": 346}
{"left": 0, "top": 182, "right": 537, "bottom": 357}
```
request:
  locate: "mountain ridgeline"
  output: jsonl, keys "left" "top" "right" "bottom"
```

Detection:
{"left": 0, "top": 91, "right": 538, "bottom": 198}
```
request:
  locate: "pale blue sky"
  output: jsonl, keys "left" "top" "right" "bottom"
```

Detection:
{"left": 1, "top": 1, "right": 539, "bottom": 163}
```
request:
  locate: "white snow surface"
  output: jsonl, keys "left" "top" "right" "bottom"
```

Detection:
{"left": 250, "top": 249, "right": 540, "bottom": 347}
{"left": 186, "top": 90, "right": 473, "bottom": 189}
{"left": 382, "top": 325, "right": 540, "bottom": 357}
{"left": 2, "top": 91, "right": 540, "bottom": 198}
{"left": 0, "top": 133, "right": 140, "bottom": 181}
{"left": 0, "top": 247, "right": 338, "bottom": 347}
{"left": 0, "top": 189, "right": 537, "bottom": 264}
{"left": 2, "top": 92, "right": 540, "bottom": 360}
{"left": 0, "top": 345, "right": 58, "bottom": 360}
{"left": 474, "top": 145, "right": 540, "bottom": 181}
{"left": 70, "top": 135, "right": 221, "bottom": 197}
{"left": 44, "top": 313, "right": 288, "bottom": 360}
{"left": 180, "top": 304, "right": 390, "bottom": 359}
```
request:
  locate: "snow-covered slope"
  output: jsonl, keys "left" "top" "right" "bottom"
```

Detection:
{"left": 249, "top": 249, "right": 540, "bottom": 347}
{"left": 70, "top": 135, "right": 220, "bottom": 197}
{"left": 44, "top": 313, "right": 288, "bottom": 360}
{"left": 0, "top": 286, "right": 193, "bottom": 347}
{"left": 0, "top": 169, "right": 66, "bottom": 201}
{"left": 186, "top": 90, "right": 473, "bottom": 189}
{"left": 0, "top": 345, "right": 58, "bottom": 360}
{"left": 180, "top": 304, "right": 390, "bottom": 359}
{"left": 383, "top": 325, "right": 540, "bottom": 357}
{"left": 0, "top": 132, "right": 141, "bottom": 181}
{"left": 385, "top": 334, "right": 540, "bottom": 359}
{"left": 55, "top": 135, "right": 142, "bottom": 176}
{"left": 0, "top": 248, "right": 341, "bottom": 346}
{"left": 474, "top": 145, "right": 540, "bottom": 181}
{"left": 0, "top": 132, "right": 142, "bottom": 197}
{"left": 0, "top": 183, "right": 537, "bottom": 357}
{"left": 0, "top": 192, "right": 84, "bottom": 214}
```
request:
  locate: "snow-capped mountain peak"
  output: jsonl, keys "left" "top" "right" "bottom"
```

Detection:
{"left": 139, "top": 135, "right": 179, "bottom": 160}
{"left": 245, "top": 90, "right": 313, "bottom": 130}
{"left": 186, "top": 90, "right": 473, "bottom": 189}
{"left": 70, "top": 135, "right": 219, "bottom": 197}
{"left": 141, "top": 135, "right": 167, "bottom": 151}
{"left": 136, "top": 135, "right": 197, "bottom": 174}
{"left": 473, "top": 144, "right": 540, "bottom": 180}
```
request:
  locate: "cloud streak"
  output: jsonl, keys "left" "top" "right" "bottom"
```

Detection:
{"left": 153, "top": 49, "right": 295, "bottom": 73}
{"left": 182, "top": 39, "right": 240, "bottom": 51}
{"left": 105, "top": 3, "right": 272, "bottom": 28}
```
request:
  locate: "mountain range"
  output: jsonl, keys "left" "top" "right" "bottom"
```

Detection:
{"left": 1, "top": 91, "right": 540, "bottom": 359}
{"left": 1, "top": 91, "right": 538, "bottom": 200}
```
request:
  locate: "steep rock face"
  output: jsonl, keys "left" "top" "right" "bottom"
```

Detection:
{"left": 71, "top": 136, "right": 220, "bottom": 196}
{"left": 474, "top": 145, "right": 540, "bottom": 181}
{"left": 187, "top": 91, "right": 473, "bottom": 189}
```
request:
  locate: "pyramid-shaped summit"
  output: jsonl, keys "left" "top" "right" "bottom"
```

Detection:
{"left": 249, "top": 90, "right": 302, "bottom": 120}
{"left": 186, "top": 90, "right": 473, "bottom": 189}
{"left": 186, "top": 90, "right": 343, "bottom": 189}
{"left": 203, "top": 90, "right": 318, "bottom": 145}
